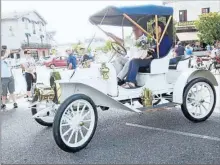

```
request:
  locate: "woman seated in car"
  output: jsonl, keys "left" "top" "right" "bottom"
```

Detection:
{"left": 122, "top": 21, "right": 172, "bottom": 89}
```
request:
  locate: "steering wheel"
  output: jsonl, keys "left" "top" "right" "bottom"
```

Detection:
{"left": 111, "top": 42, "right": 127, "bottom": 56}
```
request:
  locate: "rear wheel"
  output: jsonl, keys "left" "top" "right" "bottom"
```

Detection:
{"left": 53, "top": 94, "right": 98, "bottom": 153}
{"left": 31, "top": 95, "right": 57, "bottom": 127}
{"left": 181, "top": 78, "right": 216, "bottom": 122}
{"left": 50, "top": 64, "right": 55, "bottom": 69}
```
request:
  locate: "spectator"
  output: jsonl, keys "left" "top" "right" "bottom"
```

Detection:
{"left": 210, "top": 41, "right": 219, "bottom": 58}
{"left": 206, "top": 44, "right": 211, "bottom": 51}
{"left": 174, "top": 41, "right": 185, "bottom": 56}
{"left": 185, "top": 45, "right": 193, "bottom": 56}
{"left": 1, "top": 48, "right": 18, "bottom": 109}
{"left": 21, "top": 50, "right": 37, "bottom": 100}
{"left": 170, "top": 41, "right": 185, "bottom": 65}
{"left": 66, "top": 49, "right": 77, "bottom": 70}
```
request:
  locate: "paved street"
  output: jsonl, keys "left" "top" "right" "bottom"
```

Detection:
{"left": 1, "top": 99, "right": 220, "bottom": 164}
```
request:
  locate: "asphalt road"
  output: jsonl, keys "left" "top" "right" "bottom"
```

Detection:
{"left": 1, "top": 100, "right": 220, "bottom": 164}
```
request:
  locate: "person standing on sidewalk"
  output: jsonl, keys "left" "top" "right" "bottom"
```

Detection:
{"left": 1, "top": 47, "right": 18, "bottom": 109}
{"left": 21, "top": 50, "right": 37, "bottom": 101}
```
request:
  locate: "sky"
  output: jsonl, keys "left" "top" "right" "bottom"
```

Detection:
{"left": 2, "top": 0, "right": 162, "bottom": 44}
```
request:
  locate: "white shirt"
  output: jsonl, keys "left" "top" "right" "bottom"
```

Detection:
{"left": 125, "top": 34, "right": 148, "bottom": 60}
{"left": 24, "top": 57, "right": 36, "bottom": 73}
{"left": 1, "top": 60, "right": 12, "bottom": 78}
{"left": 210, "top": 48, "right": 218, "bottom": 58}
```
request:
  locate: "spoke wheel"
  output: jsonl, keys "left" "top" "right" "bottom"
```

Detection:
{"left": 181, "top": 78, "right": 216, "bottom": 122}
{"left": 31, "top": 95, "right": 57, "bottom": 127}
{"left": 53, "top": 94, "right": 98, "bottom": 153}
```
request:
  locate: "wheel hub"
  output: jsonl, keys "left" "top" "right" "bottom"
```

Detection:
{"left": 71, "top": 115, "right": 84, "bottom": 129}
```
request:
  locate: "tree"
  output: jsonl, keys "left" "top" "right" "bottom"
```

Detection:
{"left": 103, "top": 40, "right": 112, "bottom": 52}
{"left": 95, "top": 40, "right": 112, "bottom": 53}
{"left": 195, "top": 12, "right": 220, "bottom": 44}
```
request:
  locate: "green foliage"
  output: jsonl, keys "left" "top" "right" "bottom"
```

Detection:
{"left": 103, "top": 40, "right": 112, "bottom": 52}
{"left": 195, "top": 12, "right": 220, "bottom": 44}
{"left": 87, "top": 47, "right": 91, "bottom": 53}
{"left": 51, "top": 71, "right": 61, "bottom": 80}
{"left": 95, "top": 40, "right": 112, "bottom": 53}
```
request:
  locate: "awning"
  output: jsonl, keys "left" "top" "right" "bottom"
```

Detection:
{"left": 176, "top": 32, "right": 199, "bottom": 41}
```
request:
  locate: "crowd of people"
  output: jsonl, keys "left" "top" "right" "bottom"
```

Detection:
{"left": 1, "top": 48, "right": 38, "bottom": 110}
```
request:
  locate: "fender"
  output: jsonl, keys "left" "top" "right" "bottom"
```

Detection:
{"left": 173, "top": 69, "right": 218, "bottom": 104}
{"left": 58, "top": 82, "right": 141, "bottom": 113}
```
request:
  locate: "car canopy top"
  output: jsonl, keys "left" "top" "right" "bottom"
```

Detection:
{"left": 89, "top": 4, "right": 174, "bottom": 26}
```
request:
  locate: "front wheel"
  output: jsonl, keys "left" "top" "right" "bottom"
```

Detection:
{"left": 53, "top": 94, "right": 98, "bottom": 153}
{"left": 181, "top": 78, "right": 216, "bottom": 122}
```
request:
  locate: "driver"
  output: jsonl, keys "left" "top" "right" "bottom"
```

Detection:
{"left": 107, "top": 25, "right": 148, "bottom": 85}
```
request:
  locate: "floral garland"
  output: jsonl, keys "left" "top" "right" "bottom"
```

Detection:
{"left": 135, "top": 36, "right": 154, "bottom": 50}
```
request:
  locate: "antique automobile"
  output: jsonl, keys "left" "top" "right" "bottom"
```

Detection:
{"left": 30, "top": 4, "right": 218, "bottom": 153}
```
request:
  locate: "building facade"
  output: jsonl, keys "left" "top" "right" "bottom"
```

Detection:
{"left": 1, "top": 10, "right": 52, "bottom": 59}
{"left": 163, "top": 1, "right": 220, "bottom": 44}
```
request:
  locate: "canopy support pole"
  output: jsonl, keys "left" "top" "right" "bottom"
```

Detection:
{"left": 122, "top": 17, "right": 125, "bottom": 46}
{"left": 123, "top": 13, "right": 156, "bottom": 41}
{"left": 159, "top": 16, "right": 172, "bottom": 45}
{"left": 155, "top": 15, "right": 159, "bottom": 58}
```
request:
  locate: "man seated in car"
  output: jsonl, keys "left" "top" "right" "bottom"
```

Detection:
{"left": 107, "top": 25, "right": 150, "bottom": 85}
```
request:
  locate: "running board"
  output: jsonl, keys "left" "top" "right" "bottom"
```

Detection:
{"left": 137, "top": 103, "right": 178, "bottom": 113}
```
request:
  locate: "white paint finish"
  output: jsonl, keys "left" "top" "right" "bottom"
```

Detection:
{"left": 59, "top": 82, "right": 141, "bottom": 113}
{"left": 126, "top": 123, "right": 220, "bottom": 142}
{"left": 172, "top": 69, "right": 197, "bottom": 104}
{"left": 176, "top": 58, "right": 191, "bottom": 71}
{"left": 164, "top": 1, "right": 220, "bottom": 22}
{"left": 150, "top": 49, "right": 173, "bottom": 74}
{"left": 1, "top": 11, "right": 48, "bottom": 49}
{"left": 137, "top": 73, "right": 170, "bottom": 93}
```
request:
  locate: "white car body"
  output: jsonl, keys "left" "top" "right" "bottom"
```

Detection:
{"left": 55, "top": 49, "right": 218, "bottom": 112}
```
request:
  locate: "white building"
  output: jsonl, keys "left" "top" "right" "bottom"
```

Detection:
{"left": 163, "top": 1, "right": 220, "bottom": 42}
{"left": 163, "top": 1, "right": 220, "bottom": 22}
{"left": 1, "top": 10, "right": 52, "bottom": 59}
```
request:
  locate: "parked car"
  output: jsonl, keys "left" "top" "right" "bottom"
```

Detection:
{"left": 44, "top": 56, "right": 68, "bottom": 69}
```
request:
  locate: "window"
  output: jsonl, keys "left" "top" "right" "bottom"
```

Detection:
{"left": 39, "top": 24, "right": 42, "bottom": 31}
{"left": 179, "top": 10, "right": 187, "bottom": 22}
{"left": 202, "top": 8, "right": 210, "bottom": 14}
{"left": 60, "top": 56, "right": 67, "bottom": 60}
{"left": 25, "top": 20, "right": 28, "bottom": 29}
{"left": 55, "top": 57, "right": 60, "bottom": 61}
{"left": 32, "top": 23, "right": 36, "bottom": 34}
{"left": 9, "top": 26, "right": 14, "bottom": 36}
{"left": 42, "top": 51, "right": 45, "bottom": 57}
{"left": 38, "top": 22, "right": 43, "bottom": 32}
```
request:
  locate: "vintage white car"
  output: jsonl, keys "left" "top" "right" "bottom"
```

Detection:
{"left": 30, "top": 4, "right": 218, "bottom": 153}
